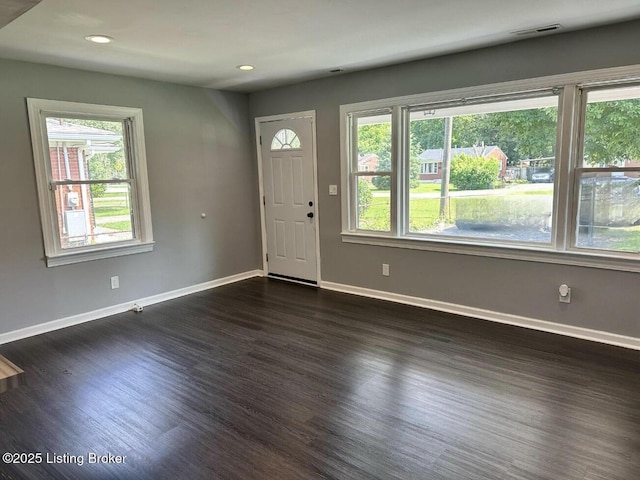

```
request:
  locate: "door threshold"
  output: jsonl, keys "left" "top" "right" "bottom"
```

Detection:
{"left": 267, "top": 273, "right": 318, "bottom": 287}
{"left": 0, "top": 355, "right": 25, "bottom": 394}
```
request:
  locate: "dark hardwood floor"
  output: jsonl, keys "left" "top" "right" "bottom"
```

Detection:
{"left": 0, "top": 277, "right": 639, "bottom": 479}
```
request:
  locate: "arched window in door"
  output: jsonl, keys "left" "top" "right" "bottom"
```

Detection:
{"left": 271, "top": 128, "right": 301, "bottom": 150}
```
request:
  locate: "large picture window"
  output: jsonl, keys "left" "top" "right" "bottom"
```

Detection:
{"left": 406, "top": 96, "right": 558, "bottom": 244}
{"left": 341, "top": 76, "right": 640, "bottom": 269}
{"left": 27, "top": 99, "right": 154, "bottom": 266}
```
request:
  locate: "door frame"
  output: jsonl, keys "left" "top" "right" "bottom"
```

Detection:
{"left": 255, "top": 110, "right": 321, "bottom": 284}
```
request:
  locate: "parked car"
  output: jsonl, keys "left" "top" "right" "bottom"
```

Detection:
{"left": 531, "top": 169, "right": 554, "bottom": 183}
{"left": 580, "top": 174, "right": 640, "bottom": 189}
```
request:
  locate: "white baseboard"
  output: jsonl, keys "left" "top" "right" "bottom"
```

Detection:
{"left": 4, "top": 271, "right": 637, "bottom": 351}
{"left": 321, "top": 281, "right": 640, "bottom": 351}
{"left": 0, "top": 270, "right": 263, "bottom": 346}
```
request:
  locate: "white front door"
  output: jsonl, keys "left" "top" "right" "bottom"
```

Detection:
{"left": 259, "top": 116, "right": 318, "bottom": 283}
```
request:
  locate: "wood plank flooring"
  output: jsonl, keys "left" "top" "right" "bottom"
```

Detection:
{"left": 0, "top": 277, "right": 638, "bottom": 479}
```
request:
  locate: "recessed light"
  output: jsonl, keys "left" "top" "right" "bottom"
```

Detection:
{"left": 236, "top": 65, "right": 254, "bottom": 71}
{"left": 85, "top": 35, "right": 113, "bottom": 44}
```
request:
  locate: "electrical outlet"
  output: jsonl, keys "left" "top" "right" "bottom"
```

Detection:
{"left": 382, "top": 264, "right": 390, "bottom": 276}
{"left": 110, "top": 276, "right": 119, "bottom": 290}
{"left": 132, "top": 304, "right": 143, "bottom": 313}
{"left": 559, "top": 284, "right": 571, "bottom": 303}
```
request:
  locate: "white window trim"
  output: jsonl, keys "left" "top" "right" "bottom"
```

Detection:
{"left": 420, "top": 163, "right": 438, "bottom": 174}
{"left": 339, "top": 64, "right": 640, "bottom": 273}
{"left": 27, "top": 98, "right": 154, "bottom": 267}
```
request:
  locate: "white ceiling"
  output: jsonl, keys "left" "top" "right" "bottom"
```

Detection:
{"left": 1, "top": 0, "right": 640, "bottom": 92}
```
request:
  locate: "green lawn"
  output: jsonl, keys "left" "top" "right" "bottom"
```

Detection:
{"left": 358, "top": 197, "right": 454, "bottom": 231}
{"left": 410, "top": 183, "right": 456, "bottom": 194}
{"left": 360, "top": 186, "right": 640, "bottom": 251}
{"left": 614, "top": 226, "right": 640, "bottom": 251}
{"left": 359, "top": 188, "right": 553, "bottom": 232}
{"left": 363, "top": 184, "right": 458, "bottom": 230}
{"left": 101, "top": 220, "right": 132, "bottom": 231}
{"left": 520, "top": 189, "right": 553, "bottom": 195}
{"left": 375, "top": 183, "right": 457, "bottom": 194}
{"left": 92, "top": 194, "right": 131, "bottom": 217}
{"left": 584, "top": 225, "right": 640, "bottom": 252}
{"left": 408, "top": 197, "right": 452, "bottom": 231}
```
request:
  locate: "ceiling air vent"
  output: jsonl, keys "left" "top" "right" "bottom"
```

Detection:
{"left": 512, "top": 24, "right": 562, "bottom": 36}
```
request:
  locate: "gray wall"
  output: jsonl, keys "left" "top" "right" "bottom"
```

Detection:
{"left": 250, "top": 20, "right": 640, "bottom": 338}
{"left": 0, "top": 59, "right": 262, "bottom": 335}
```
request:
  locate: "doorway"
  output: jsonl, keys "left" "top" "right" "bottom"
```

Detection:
{"left": 256, "top": 112, "right": 320, "bottom": 284}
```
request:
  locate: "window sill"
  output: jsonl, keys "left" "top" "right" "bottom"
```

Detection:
{"left": 46, "top": 241, "right": 154, "bottom": 267}
{"left": 341, "top": 232, "right": 640, "bottom": 273}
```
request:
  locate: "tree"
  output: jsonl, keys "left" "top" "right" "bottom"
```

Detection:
{"left": 357, "top": 123, "right": 391, "bottom": 165}
{"left": 450, "top": 154, "right": 500, "bottom": 190}
{"left": 408, "top": 136, "right": 421, "bottom": 189}
{"left": 371, "top": 167, "right": 391, "bottom": 190}
{"left": 357, "top": 123, "right": 391, "bottom": 189}
{"left": 357, "top": 178, "right": 373, "bottom": 216}
{"left": 66, "top": 119, "right": 126, "bottom": 197}
{"left": 487, "top": 108, "right": 557, "bottom": 163}
{"left": 408, "top": 100, "right": 640, "bottom": 168}
{"left": 357, "top": 122, "right": 421, "bottom": 190}
{"left": 584, "top": 99, "right": 640, "bottom": 165}
{"left": 411, "top": 117, "right": 445, "bottom": 151}
{"left": 410, "top": 108, "right": 558, "bottom": 166}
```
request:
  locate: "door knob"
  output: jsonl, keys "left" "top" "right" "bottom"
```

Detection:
{"left": 307, "top": 212, "right": 314, "bottom": 218}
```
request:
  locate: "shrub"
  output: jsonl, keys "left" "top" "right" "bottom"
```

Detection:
{"left": 450, "top": 153, "right": 500, "bottom": 190}
{"left": 371, "top": 174, "right": 390, "bottom": 190}
{"left": 370, "top": 155, "right": 420, "bottom": 190}
{"left": 358, "top": 178, "right": 373, "bottom": 214}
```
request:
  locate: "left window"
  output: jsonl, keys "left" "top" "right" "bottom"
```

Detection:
{"left": 27, "top": 99, "right": 153, "bottom": 266}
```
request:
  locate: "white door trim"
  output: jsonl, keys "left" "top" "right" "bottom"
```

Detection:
{"left": 255, "top": 110, "right": 321, "bottom": 284}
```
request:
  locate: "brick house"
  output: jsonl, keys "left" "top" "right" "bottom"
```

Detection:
{"left": 46, "top": 118, "right": 121, "bottom": 248}
{"left": 358, "top": 153, "right": 380, "bottom": 172}
{"left": 418, "top": 145, "right": 508, "bottom": 181}
{"left": 357, "top": 154, "right": 381, "bottom": 182}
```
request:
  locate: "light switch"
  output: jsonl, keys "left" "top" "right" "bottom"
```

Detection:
{"left": 329, "top": 185, "right": 338, "bottom": 196}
